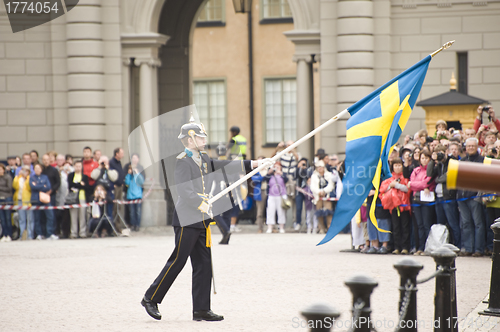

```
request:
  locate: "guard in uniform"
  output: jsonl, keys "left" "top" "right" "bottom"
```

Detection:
{"left": 141, "top": 118, "right": 256, "bottom": 321}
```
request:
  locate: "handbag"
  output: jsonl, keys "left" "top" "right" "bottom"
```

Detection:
{"left": 92, "top": 202, "right": 101, "bottom": 218}
{"left": 39, "top": 192, "right": 50, "bottom": 204}
{"left": 274, "top": 175, "right": 292, "bottom": 210}
{"left": 65, "top": 191, "right": 79, "bottom": 205}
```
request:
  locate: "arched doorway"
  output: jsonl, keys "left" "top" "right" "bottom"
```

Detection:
{"left": 122, "top": 0, "right": 311, "bottom": 226}
{"left": 156, "top": 0, "right": 206, "bottom": 224}
{"left": 157, "top": 0, "right": 206, "bottom": 114}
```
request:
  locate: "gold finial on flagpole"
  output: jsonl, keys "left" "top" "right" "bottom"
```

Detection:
{"left": 431, "top": 40, "right": 455, "bottom": 57}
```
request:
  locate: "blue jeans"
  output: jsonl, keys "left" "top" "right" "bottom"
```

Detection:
{"left": 129, "top": 203, "right": 142, "bottom": 228}
{"left": 0, "top": 197, "right": 13, "bottom": 237}
{"left": 295, "top": 192, "right": 305, "bottom": 225}
{"left": 367, "top": 218, "right": 391, "bottom": 243}
{"left": 413, "top": 203, "right": 434, "bottom": 251}
{"left": 435, "top": 197, "right": 461, "bottom": 248}
{"left": 17, "top": 206, "right": 34, "bottom": 239}
{"left": 458, "top": 199, "right": 485, "bottom": 254}
{"left": 34, "top": 202, "right": 55, "bottom": 237}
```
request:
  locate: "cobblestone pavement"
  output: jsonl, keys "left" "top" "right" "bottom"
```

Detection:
{"left": 1, "top": 227, "right": 499, "bottom": 332}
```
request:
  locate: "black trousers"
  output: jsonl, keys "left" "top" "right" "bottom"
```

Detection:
{"left": 214, "top": 215, "right": 229, "bottom": 236}
{"left": 391, "top": 209, "right": 411, "bottom": 251}
{"left": 145, "top": 226, "right": 212, "bottom": 312}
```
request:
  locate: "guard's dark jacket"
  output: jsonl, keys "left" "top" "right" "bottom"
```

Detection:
{"left": 172, "top": 151, "right": 252, "bottom": 229}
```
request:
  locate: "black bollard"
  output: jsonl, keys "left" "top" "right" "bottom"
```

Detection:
{"left": 300, "top": 303, "right": 341, "bottom": 332}
{"left": 441, "top": 243, "right": 459, "bottom": 332}
{"left": 393, "top": 258, "right": 424, "bottom": 332}
{"left": 431, "top": 247, "right": 456, "bottom": 332}
{"left": 479, "top": 220, "right": 500, "bottom": 317}
{"left": 344, "top": 275, "right": 378, "bottom": 332}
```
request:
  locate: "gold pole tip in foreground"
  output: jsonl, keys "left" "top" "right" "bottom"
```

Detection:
{"left": 431, "top": 40, "right": 455, "bottom": 57}
{"left": 444, "top": 40, "right": 455, "bottom": 48}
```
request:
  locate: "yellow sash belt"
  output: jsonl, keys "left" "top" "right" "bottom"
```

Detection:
{"left": 206, "top": 221, "right": 216, "bottom": 247}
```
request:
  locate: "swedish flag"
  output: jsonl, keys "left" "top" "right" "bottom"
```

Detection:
{"left": 318, "top": 55, "right": 432, "bottom": 245}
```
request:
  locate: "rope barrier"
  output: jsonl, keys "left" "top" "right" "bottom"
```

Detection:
{"left": 295, "top": 186, "right": 497, "bottom": 206}
{"left": 379, "top": 193, "right": 498, "bottom": 208}
{"left": 0, "top": 179, "right": 156, "bottom": 211}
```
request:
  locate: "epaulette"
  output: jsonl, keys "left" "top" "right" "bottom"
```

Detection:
{"left": 176, "top": 152, "right": 187, "bottom": 159}
{"left": 200, "top": 151, "right": 208, "bottom": 155}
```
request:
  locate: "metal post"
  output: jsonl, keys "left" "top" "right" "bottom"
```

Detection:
{"left": 441, "top": 243, "right": 459, "bottom": 332}
{"left": 479, "top": 220, "right": 500, "bottom": 317}
{"left": 344, "top": 275, "right": 378, "bottom": 332}
{"left": 431, "top": 247, "right": 456, "bottom": 332}
{"left": 394, "top": 258, "right": 424, "bottom": 332}
{"left": 301, "top": 303, "right": 341, "bottom": 332}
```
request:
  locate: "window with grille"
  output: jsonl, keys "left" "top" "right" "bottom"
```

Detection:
{"left": 193, "top": 80, "right": 227, "bottom": 145}
{"left": 262, "top": 0, "right": 292, "bottom": 19}
{"left": 264, "top": 78, "right": 296, "bottom": 144}
{"left": 197, "top": 0, "right": 225, "bottom": 23}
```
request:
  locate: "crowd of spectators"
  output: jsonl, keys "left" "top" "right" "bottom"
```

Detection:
{"left": 248, "top": 105, "right": 500, "bottom": 257}
{"left": 2, "top": 105, "right": 499, "bottom": 255}
{"left": 0, "top": 147, "right": 145, "bottom": 242}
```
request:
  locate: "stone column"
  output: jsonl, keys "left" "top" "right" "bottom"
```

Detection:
{"left": 122, "top": 58, "right": 132, "bottom": 157}
{"left": 133, "top": 57, "right": 166, "bottom": 227}
{"left": 336, "top": 0, "right": 374, "bottom": 153}
{"left": 134, "top": 57, "right": 161, "bottom": 161}
{"left": 294, "top": 54, "right": 314, "bottom": 160}
{"left": 66, "top": 0, "right": 105, "bottom": 155}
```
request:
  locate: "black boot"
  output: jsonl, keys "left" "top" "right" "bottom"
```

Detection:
{"left": 141, "top": 296, "right": 161, "bottom": 320}
{"left": 219, "top": 232, "right": 231, "bottom": 245}
{"left": 193, "top": 310, "right": 224, "bottom": 321}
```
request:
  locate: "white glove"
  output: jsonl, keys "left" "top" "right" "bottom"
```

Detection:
{"left": 258, "top": 158, "right": 274, "bottom": 169}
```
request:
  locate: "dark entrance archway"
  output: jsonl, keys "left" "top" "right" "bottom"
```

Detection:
{"left": 157, "top": 0, "right": 206, "bottom": 224}
{"left": 158, "top": 0, "right": 205, "bottom": 114}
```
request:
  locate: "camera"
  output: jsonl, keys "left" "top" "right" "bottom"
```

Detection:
{"left": 493, "top": 148, "right": 498, "bottom": 155}
{"left": 436, "top": 152, "right": 446, "bottom": 162}
{"left": 483, "top": 106, "right": 490, "bottom": 112}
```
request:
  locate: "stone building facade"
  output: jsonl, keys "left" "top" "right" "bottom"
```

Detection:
{"left": 0, "top": 0, "right": 499, "bottom": 225}
{"left": 0, "top": 0, "right": 499, "bottom": 160}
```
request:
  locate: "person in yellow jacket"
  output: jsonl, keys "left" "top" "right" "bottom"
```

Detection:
{"left": 227, "top": 126, "right": 247, "bottom": 160}
{"left": 12, "top": 165, "right": 33, "bottom": 240}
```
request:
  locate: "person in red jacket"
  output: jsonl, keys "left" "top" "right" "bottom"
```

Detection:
{"left": 380, "top": 158, "right": 411, "bottom": 255}
{"left": 474, "top": 105, "right": 500, "bottom": 147}
{"left": 409, "top": 150, "right": 436, "bottom": 255}
{"left": 82, "top": 146, "right": 99, "bottom": 187}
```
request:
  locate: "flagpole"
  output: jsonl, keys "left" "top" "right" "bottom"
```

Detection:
{"left": 430, "top": 40, "right": 455, "bottom": 57}
{"left": 208, "top": 109, "right": 350, "bottom": 206}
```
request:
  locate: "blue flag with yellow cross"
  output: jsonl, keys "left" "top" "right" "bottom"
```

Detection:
{"left": 318, "top": 55, "right": 432, "bottom": 245}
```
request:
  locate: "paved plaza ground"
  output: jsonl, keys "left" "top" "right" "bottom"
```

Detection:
{"left": 1, "top": 227, "right": 500, "bottom": 332}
